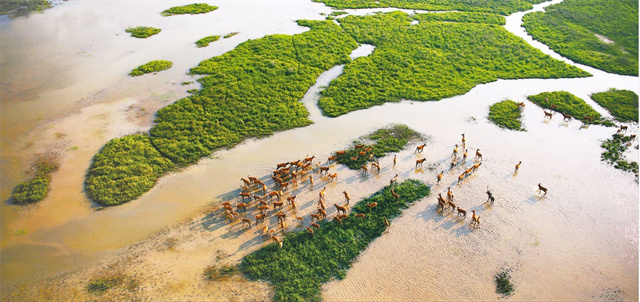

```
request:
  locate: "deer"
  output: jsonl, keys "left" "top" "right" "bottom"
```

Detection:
{"left": 415, "top": 143, "right": 427, "bottom": 153}
{"left": 561, "top": 113, "right": 573, "bottom": 122}
{"left": 337, "top": 214, "right": 349, "bottom": 220}
{"left": 371, "top": 161, "right": 381, "bottom": 173}
{"left": 470, "top": 210, "right": 479, "bottom": 228}
{"left": 537, "top": 183, "right": 548, "bottom": 195}
{"left": 328, "top": 173, "right": 338, "bottom": 182}
{"left": 241, "top": 178, "right": 251, "bottom": 186}
{"left": 391, "top": 187, "right": 399, "bottom": 201}
{"left": 361, "top": 164, "right": 368, "bottom": 174}
{"left": 550, "top": 104, "right": 558, "bottom": 110}
{"left": 333, "top": 216, "right": 343, "bottom": 224}
{"left": 452, "top": 144, "right": 459, "bottom": 157}
{"left": 311, "top": 222, "right": 320, "bottom": 229}
{"left": 221, "top": 201, "right": 232, "bottom": 208}
{"left": 462, "top": 149, "right": 468, "bottom": 162}
{"left": 447, "top": 200, "right": 457, "bottom": 213}
{"left": 390, "top": 174, "right": 398, "bottom": 185}
{"left": 475, "top": 149, "right": 482, "bottom": 161}
{"left": 276, "top": 162, "right": 288, "bottom": 169}
{"left": 384, "top": 217, "right": 390, "bottom": 228}
{"left": 456, "top": 207, "right": 467, "bottom": 219}
{"left": 367, "top": 202, "right": 378, "bottom": 211}
{"left": 318, "top": 198, "right": 326, "bottom": 211}
{"left": 319, "top": 166, "right": 330, "bottom": 175}
{"left": 515, "top": 161, "right": 522, "bottom": 172}
{"left": 319, "top": 186, "right": 326, "bottom": 200}
{"left": 544, "top": 110, "right": 553, "bottom": 119}
{"left": 306, "top": 226, "right": 314, "bottom": 236}
{"left": 279, "top": 182, "right": 289, "bottom": 191}
{"left": 273, "top": 201, "right": 284, "bottom": 209}
{"left": 584, "top": 116, "right": 593, "bottom": 122}
{"left": 461, "top": 133, "right": 466, "bottom": 144}
{"left": 327, "top": 155, "right": 336, "bottom": 163}
{"left": 355, "top": 144, "right": 365, "bottom": 149}
{"left": 416, "top": 158, "right": 426, "bottom": 168}
{"left": 310, "top": 213, "right": 322, "bottom": 222}
{"left": 471, "top": 162, "right": 482, "bottom": 172}
{"left": 262, "top": 225, "right": 269, "bottom": 236}
{"left": 271, "top": 235, "right": 283, "bottom": 248}
{"left": 240, "top": 185, "right": 250, "bottom": 192}
{"left": 356, "top": 213, "right": 365, "bottom": 220}
{"left": 258, "top": 205, "right": 269, "bottom": 213}
{"left": 393, "top": 155, "right": 397, "bottom": 166}
{"left": 304, "top": 155, "right": 315, "bottom": 163}
{"left": 268, "top": 190, "right": 280, "bottom": 200}
{"left": 446, "top": 187, "right": 454, "bottom": 201}
{"left": 248, "top": 176, "right": 259, "bottom": 184}
{"left": 287, "top": 195, "right": 296, "bottom": 205}
{"left": 517, "top": 102, "right": 525, "bottom": 108}
{"left": 240, "top": 192, "right": 251, "bottom": 200}
{"left": 255, "top": 213, "right": 266, "bottom": 224}
{"left": 437, "top": 170, "right": 444, "bottom": 183}
{"left": 242, "top": 218, "right": 252, "bottom": 228}
{"left": 486, "top": 188, "right": 495, "bottom": 206}
{"left": 318, "top": 208, "right": 327, "bottom": 220}
{"left": 309, "top": 175, "right": 314, "bottom": 186}
{"left": 457, "top": 173, "right": 465, "bottom": 184}
{"left": 342, "top": 191, "right": 351, "bottom": 204}
{"left": 350, "top": 156, "right": 359, "bottom": 161}
{"left": 335, "top": 204, "right": 348, "bottom": 215}
{"left": 236, "top": 203, "right": 248, "bottom": 212}
{"left": 617, "top": 125, "right": 628, "bottom": 134}
{"left": 276, "top": 212, "right": 287, "bottom": 223}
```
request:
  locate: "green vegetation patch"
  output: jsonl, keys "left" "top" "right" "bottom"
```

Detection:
{"left": 125, "top": 26, "right": 161, "bottom": 38}
{"left": 318, "top": 12, "right": 590, "bottom": 117}
{"left": 241, "top": 180, "right": 430, "bottom": 302}
{"left": 204, "top": 265, "right": 238, "bottom": 281}
{"left": 85, "top": 134, "right": 175, "bottom": 206}
{"left": 129, "top": 60, "right": 173, "bottom": 77}
{"left": 223, "top": 32, "right": 239, "bottom": 39}
{"left": 195, "top": 35, "right": 220, "bottom": 48}
{"left": 87, "top": 20, "right": 357, "bottom": 205}
{"left": 522, "top": 0, "right": 638, "bottom": 76}
{"left": 412, "top": 12, "right": 506, "bottom": 25}
{"left": 161, "top": 3, "right": 218, "bottom": 16}
{"left": 590, "top": 89, "right": 638, "bottom": 123}
{"left": 12, "top": 155, "right": 59, "bottom": 205}
{"left": 488, "top": 100, "right": 525, "bottom": 131}
{"left": 335, "top": 124, "right": 424, "bottom": 169}
{"left": 313, "top": 0, "right": 544, "bottom": 15}
{"left": 495, "top": 270, "right": 515, "bottom": 296}
{"left": 527, "top": 91, "right": 612, "bottom": 125}
{"left": 601, "top": 134, "right": 638, "bottom": 174}
{"left": 0, "top": 0, "right": 51, "bottom": 17}
{"left": 86, "top": 272, "right": 138, "bottom": 294}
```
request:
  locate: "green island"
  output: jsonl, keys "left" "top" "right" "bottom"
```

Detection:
{"left": 86, "top": 20, "right": 358, "bottom": 206}
{"left": 488, "top": 100, "right": 525, "bottom": 131}
{"left": 526, "top": 91, "right": 613, "bottom": 125}
{"left": 590, "top": 89, "right": 638, "bottom": 123}
{"left": 129, "top": 60, "right": 173, "bottom": 77}
{"left": 195, "top": 35, "right": 220, "bottom": 48}
{"left": 601, "top": 134, "right": 638, "bottom": 174}
{"left": 412, "top": 11, "right": 506, "bottom": 25}
{"left": 85, "top": 134, "right": 174, "bottom": 206}
{"left": 12, "top": 155, "right": 59, "bottom": 205}
{"left": 223, "top": 32, "right": 239, "bottom": 39}
{"left": 335, "top": 124, "right": 423, "bottom": 169}
{"left": 0, "top": 0, "right": 51, "bottom": 17}
{"left": 161, "top": 3, "right": 218, "bottom": 16}
{"left": 522, "top": 0, "right": 638, "bottom": 76}
{"left": 125, "top": 26, "right": 161, "bottom": 39}
{"left": 241, "top": 179, "right": 430, "bottom": 301}
{"left": 317, "top": 12, "right": 590, "bottom": 117}
{"left": 313, "top": 0, "right": 546, "bottom": 15}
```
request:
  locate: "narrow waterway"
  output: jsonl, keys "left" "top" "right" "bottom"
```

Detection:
{"left": 0, "top": 0, "right": 637, "bottom": 299}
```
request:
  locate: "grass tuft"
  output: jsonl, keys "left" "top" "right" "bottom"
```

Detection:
{"left": 495, "top": 270, "right": 514, "bottom": 296}
{"left": 125, "top": 26, "right": 161, "bottom": 38}
{"left": 195, "top": 35, "right": 220, "bottom": 48}
{"left": 488, "top": 100, "right": 525, "bottom": 131}
{"left": 129, "top": 60, "right": 173, "bottom": 77}
{"left": 162, "top": 3, "right": 218, "bottom": 16}
{"left": 12, "top": 155, "right": 59, "bottom": 205}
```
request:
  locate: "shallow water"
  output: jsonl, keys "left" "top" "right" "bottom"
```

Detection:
{"left": 0, "top": 0, "right": 637, "bottom": 299}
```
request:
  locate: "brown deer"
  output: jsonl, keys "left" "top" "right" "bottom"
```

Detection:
{"left": 390, "top": 174, "right": 398, "bottom": 185}
{"left": 269, "top": 190, "right": 281, "bottom": 200}
{"left": 470, "top": 210, "right": 479, "bottom": 227}
{"left": 350, "top": 156, "right": 359, "bottom": 161}
{"left": 328, "top": 173, "right": 338, "bottom": 182}
{"left": 456, "top": 207, "right": 467, "bottom": 219}
{"left": 333, "top": 216, "right": 343, "bottom": 224}
{"left": 561, "top": 113, "right": 573, "bottom": 122}
{"left": 258, "top": 199, "right": 268, "bottom": 206}
{"left": 447, "top": 200, "right": 457, "bottom": 213}
{"left": 550, "top": 104, "right": 558, "bottom": 109}
{"left": 278, "top": 181, "right": 289, "bottom": 191}
{"left": 276, "top": 212, "right": 287, "bottom": 222}
{"left": 342, "top": 191, "right": 351, "bottom": 204}
{"left": 415, "top": 143, "right": 426, "bottom": 153}
{"left": 241, "top": 178, "right": 251, "bottom": 186}
{"left": 452, "top": 144, "right": 459, "bottom": 157}
{"left": 276, "top": 162, "right": 288, "bottom": 169}
{"left": 457, "top": 173, "right": 465, "bottom": 184}
{"left": 318, "top": 199, "right": 326, "bottom": 211}
{"left": 355, "top": 144, "right": 365, "bottom": 149}
{"left": 319, "top": 166, "right": 330, "bottom": 175}
{"left": 306, "top": 226, "right": 314, "bottom": 236}
{"left": 271, "top": 235, "right": 282, "bottom": 248}
{"left": 240, "top": 185, "right": 250, "bottom": 192}
{"left": 437, "top": 170, "right": 444, "bottom": 183}
{"left": 356, "top": 213, "right": 365, "bottom": 220}
{"left": 255, "top": 213, "right": 266, "bottom": 224}
{"left": 515, "top": 161, "right": 522, "bottom": 172}
{"left": 391, "top": 188, "right": 400, "bottom": 200}
{"left": 304, "top": 155, "right": 315, "bottom": 163}
{"left": 242, "top": 218, "right": 252, "bottom": 228}
{"left": 537, "top": 183, "right": 547, "bottom": 195}
{"left": 416, "top": 158, "right": 426, "bottom": 168}
{"left": 318, "top": 208, "right": 327, "bottom": 220}
{"left": 287, "top": 195, "right": 297, "bottom": 205}
{"left": 393, "top": 155, "right": 397, "bottom": 166}
{"left": 384, "top": 217, "right": 390, "bottom": 228}
{"left": 309, "top": 175, "right": 314, "bottom": 186}
{"left": 371, "top": 161, "right": 381, "bottom": 172}
{"left": 367, "top": 202, "right": 378, "bottom": 211}
{"left": 236, "top": 203, "right": 248, "bottom": 212}
{"left": 319, "top": 186, "right": 326, "bottom": 200}
{"left": 296, "top": 216, "right": 304, "bottom": 223}
{"left": 221, "top": 201, "right": 231, "bottom": 208}
{"left": 471, "top": 162, "right": 482, "bottom": 172}
{"left": 327, "top": 155, "right": 336, "bottom": 162}
{"left": 258, "top": 205, "right": 269, "bottom": 213}
{"left": 248, "top": 176, "right": 259, "bottom": 184}
{"left": 517, "top": 102, "right": 525, "bottom": 108}
{"left": 361, "top": 164, "right": 368, "bottom": 174}
{"left": 273, "top": 201, "right": 284, "bottom": 209}
{"left": 311, "top": 222, "right": 320, "bottom": 229}
{"left": 337, "top": 214, "right": 349, "bottom": 220}
{"left": 446, "top": 187, "right": 453, "bottom": 201}
{"left": 461, "top": 133, "right": 466, "bottom": 143}
{"left": 462, "top": 149, "right": 468, "bottom": 162}
{"left": 310, "top": 213, "right": 322, "bottom": 222}
{"left": 544, "top": 110, "right": 553, "bottom": 119}
{"left": 584, "top": 116, "right": 593, "bottom": 122}
{"left": 240, "top": 192, "right": 251, "bottom": 200}
{"left": 334, "top": 203, "right": 348, "bottom": 215}
{"left": 475, "top": 149, "right": 482, "bottom": 160}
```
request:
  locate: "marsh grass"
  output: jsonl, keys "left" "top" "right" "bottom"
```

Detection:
{"left": 223, "top": 32, "right": 239, "bottom": 39}
{"left": 412, "top": 12, "right": 506, "bottom": 25}
{"left": 313, "top": 0, "right": 545, "bottom": 15}
{"left": 129, "top": 60, "right": 173, "bottom": 77}
{"left": 601, "top": 134, "right": 638, "bottom": 174}
{"left": 522, "top": 0, "right": 638, "bottom": 76}
{"left": 590, "top": 89, "right": 638, "bottom": 123}
{"left": 12, "top": 155, "right": 59, "bottom": 205}
{"left": 195, "top": 35, "right": 220, "bottom": 48}
{"left": 241, "top": 180, "right": 430, "bottom": 301}
{"left": 125, "top": 26, "right": 161, "bottom": 38}
{"left": 318, "top": 12, "right": 589, "bottom": 117}
{"left": 204, "top": 265, "right": 238, "bottom": 281}
{"left": 86, "top": 272, "right": 139, "bottom": 294}
{"left": 495, "top": 270, "right": 514, "bottom": 296}
{"left": 527, "top": 91, "right": 613, "bottom": 126}
{"left": 161, "top": 3, "right": 218, "bottom": 16}
{"left": 0, "top": 0, "right": 51, "bottom": 18}
{"left": 488, "top": 100, "right": 525, "bottom": 131}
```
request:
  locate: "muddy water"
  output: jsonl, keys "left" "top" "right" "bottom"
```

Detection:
{"left": 1, "top": 0, "right": 638, "bottom": 299}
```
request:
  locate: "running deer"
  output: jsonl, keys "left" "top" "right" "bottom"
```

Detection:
{"left": 241, "top": 178, "right": 251, "bottom": 186}
{"left": 517, "top": 102, "right": 525, "bottom": 108}
{"left": 319, "top": 186, "right": 326, "bottom": 200}
{"left": 416, "top": 158, "right": 426, "bottom": 168}
{"left": 255, "top": 213, "right": 266, "bottom": 224}
{"left": 456, "top": 207, "right": 467, "bottom": 219}
{"left": 328, "top": 173, "right": 338, "bottom": 182}
{"left": 273, "top": 201, "right": 284, "bottom": 209}
{"left": 310, "top": 213, "right": 322, "bottom": 222}
{"left": 416, "top": 143, "right": 427, "bottom": 153}
{"left": 562, "top": 113, "right": 573, "bottom": 122}
{"left": 286, "top": 195, "right": 297, "bottom": 205}
{"left": 463, "top": 149, "right": 468, "bottom": 161}
{"left": 537, "top": 183, "right": 548, "bottom": 195}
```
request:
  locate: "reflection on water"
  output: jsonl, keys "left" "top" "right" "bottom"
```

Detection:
{"left": 0, "top": 0, "right": 637, "bottom": 299}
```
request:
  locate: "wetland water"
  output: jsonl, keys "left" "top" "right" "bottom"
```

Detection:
{"left": 1, "top": 0, "right": 638, "bottom": 299}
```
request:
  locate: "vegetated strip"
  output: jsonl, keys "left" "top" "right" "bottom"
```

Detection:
{"left": 334, "top": 124, "right": 424, "bottom": 169}
{"left": 601, "top": 134, "right": 638, "bottom": 174}
{"left": 161, "top": 3, "right": 218, "bottom": 16}
{"left": 196, "top": 35, "right": 220, "bottom": 48}
{"left": 522, "top": 0, "right": 638, "bottom": 76}
{"left": 590, "top": 89, "right": 638, "bottom": 123}
{"left": 488, "top": 100, "right": 525, "bottom": 131}
{"left": 129, "top": 60, "right": 173, "bottom": 77}
{"left": 241, "top": 179, "right": 430, "bottom": 302}
{"left": 86, "top": 20, "right": 358, "bottom": 206}
{"left": 223, "top": 32, "right": 239, "bottom": 39}
{"left": 412, "top": 12, "right": 506, "bottom": 25}
{"left": 318, "top": 12, "right": 590, "bottom": 117}
{"left": 0, "top": 0, "right": 51, "bottom": 17}
{"left": 527, "top": 91, "right": 613, "bottom": 126}
{"left": 125, "top": 26, "right": 161, "bottom": 38}
{"left": 12, "top": 154, "right": 59, "bottom": 205}
{"left": 312, "top": 0, "right": 545, "bottom": 15}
